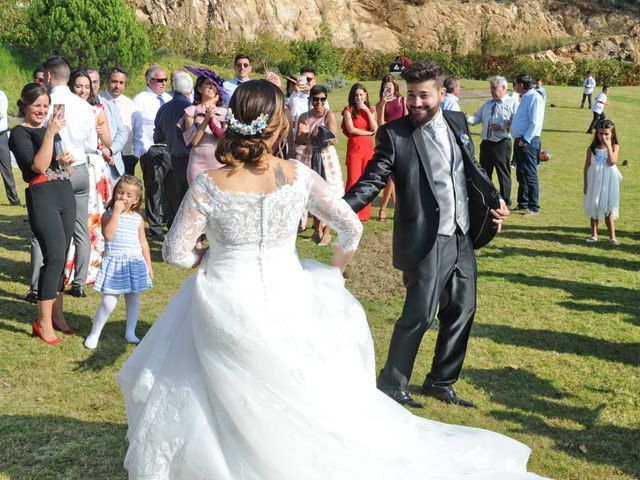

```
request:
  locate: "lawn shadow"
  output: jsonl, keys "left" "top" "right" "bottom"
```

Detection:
{"left": 464, "top": 368, "right": 640, "bottom": 478}
{"left": 0, "top": 414, "right": 128, "bottom": 479}
{"left": 473, "top": 323, "right": 639, "bottom": 367}
{"left": 501, "top": 224, "right": 640, "bottom": 245}
{"left": 482, "top": 271, "right": 639, "bottom": 326}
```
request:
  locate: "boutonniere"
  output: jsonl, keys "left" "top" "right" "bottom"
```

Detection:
{"left": 459, "top": 132, "right": 470, "bottom": 146}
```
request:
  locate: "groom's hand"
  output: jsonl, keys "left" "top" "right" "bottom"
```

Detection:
{"left": 490, "top": 200, "right": 510, "bottom": 234}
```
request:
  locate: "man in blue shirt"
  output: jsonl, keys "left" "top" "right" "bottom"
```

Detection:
{"left": 510, "top": 74, "right": 545, "bottom": 216}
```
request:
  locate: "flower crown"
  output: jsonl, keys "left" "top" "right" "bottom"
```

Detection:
{"left": 225, "top": 109, "right": 270, "bottom": 136}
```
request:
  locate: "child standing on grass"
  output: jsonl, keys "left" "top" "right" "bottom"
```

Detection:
{"left": 84, "top": 175, "right": 153, "bottom": 349}
{"left": 583, "top": 119, "right": 623, "bottom": 245}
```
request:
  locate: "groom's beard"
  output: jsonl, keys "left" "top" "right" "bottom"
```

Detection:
{"left": 409, "top": 104, "right": 439, "bottom": 128}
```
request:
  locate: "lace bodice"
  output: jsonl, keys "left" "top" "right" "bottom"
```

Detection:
{"left": 162, "top": 163, "right": 363, "bottom": 268}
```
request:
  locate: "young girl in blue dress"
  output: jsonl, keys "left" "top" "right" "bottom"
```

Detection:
{"left": 84, "top": 175, "right": 153, "bottom": 349}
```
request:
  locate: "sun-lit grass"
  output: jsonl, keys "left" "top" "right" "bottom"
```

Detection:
{"left": 0, "top": 78, "right": 638, "bottom": 479}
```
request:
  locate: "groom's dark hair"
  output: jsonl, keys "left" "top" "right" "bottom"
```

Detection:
{"left": 401, "top": 60, "right": 444, "bottom": 88}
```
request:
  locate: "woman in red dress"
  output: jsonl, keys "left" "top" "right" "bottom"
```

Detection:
{"left": 342, "top": 83, "right": 378, "bottom": 221}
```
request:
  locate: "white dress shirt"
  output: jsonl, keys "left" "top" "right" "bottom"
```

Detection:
{"left": 49, "top": 86, "right": 97, "bottom": 165}
{"left": 132, "top": 88, "right": 172, "bottom": 158}
{"left": 467, "top": 96, "right": 517, "bottom": 142}
{"left": 100, "top": 90, "right": 138, "bottom": 156}
{"left": 0, "top": 90, "right": 8, "bottom": 131}
{"left": 222, "top": 78, "right": 249, "bottom": 107}
{"left": 592, "top": 92, "right": 607, "bottom": 114}
{"left": 583, "top": 76, "right": 596, "bottom": 95}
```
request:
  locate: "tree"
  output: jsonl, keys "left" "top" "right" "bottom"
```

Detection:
{"left": 29, "top": 0, "right": 149, "bottom": 73}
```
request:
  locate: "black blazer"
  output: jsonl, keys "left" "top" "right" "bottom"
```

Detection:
{"left": 343, "top": 110, "right": 500, "bottom": 271}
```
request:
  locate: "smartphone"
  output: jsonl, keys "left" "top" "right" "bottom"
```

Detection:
{"left": 383, "top": 86, "right": 393, "bottom": 100}
{"left": 52, "top": 104, "right": 65, "bottom": 120}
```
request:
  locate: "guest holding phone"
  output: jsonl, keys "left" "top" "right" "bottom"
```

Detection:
{"left": 9, "top": 83, "right": 75, "bottom": 344}
{"left": 375, "top": 75, "right": 407, "bottom": 221}
{"left": 342, "top": 83, "right": 378, "bottom": 221}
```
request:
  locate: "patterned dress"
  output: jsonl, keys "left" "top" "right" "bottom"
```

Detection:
{"left": 94, "top": 211, "right": 152, "bottom": 295}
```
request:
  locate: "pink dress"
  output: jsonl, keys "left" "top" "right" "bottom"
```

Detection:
{"left": 181, "top": 105, "right": 226, "bottom": 184}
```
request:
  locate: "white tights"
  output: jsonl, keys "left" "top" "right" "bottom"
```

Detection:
{"left": 84, "top": 293, "right": 140, "bottom": 349}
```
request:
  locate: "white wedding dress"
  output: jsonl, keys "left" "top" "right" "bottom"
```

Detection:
{"left": 118, "top": 163, "right": 549, "bottom": 480}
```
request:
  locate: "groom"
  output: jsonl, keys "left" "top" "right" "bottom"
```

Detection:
{"left": 344, "top": 60, "right": 509, "bottom": 409}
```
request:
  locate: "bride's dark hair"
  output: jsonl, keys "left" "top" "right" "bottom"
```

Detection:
{"left": 216, "top": 80, "right": 288, "bottom": 172}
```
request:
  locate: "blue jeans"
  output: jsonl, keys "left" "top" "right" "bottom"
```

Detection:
{"left": 513, "top": 137, "right": 540, "bottom": 212}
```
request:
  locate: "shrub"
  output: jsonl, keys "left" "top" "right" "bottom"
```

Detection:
{"left": 324, "top": 75, "right": 347, "bottom": 92}
{"left": 341, "top": 49, "right": 394, "bottom": 81}
{"left": 29, "top": 0, "right": 149, "bottom": 73}
{"left": 0, "top": 1, "right": 33, "bottom": 47}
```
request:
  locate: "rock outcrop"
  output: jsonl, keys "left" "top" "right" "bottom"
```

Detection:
{"left": 131, "top": 0, "right": 640, "bottom": 61}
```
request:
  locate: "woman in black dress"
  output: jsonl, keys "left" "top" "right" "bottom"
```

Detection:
{"left": 9, "top": 83, "right": 76, "bottom": 344}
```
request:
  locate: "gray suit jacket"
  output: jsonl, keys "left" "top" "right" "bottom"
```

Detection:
{"left": 101, "top": 100, "right": 127, "bottom": 177}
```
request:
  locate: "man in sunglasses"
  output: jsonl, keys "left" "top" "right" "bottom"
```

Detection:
{"left": 222, "top": 54, "right": 252, "bottom": 107}
{"left": 132, "top": 64, "right": 173, "bottom": 241}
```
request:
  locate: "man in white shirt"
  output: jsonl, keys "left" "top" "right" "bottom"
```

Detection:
{"left": 440, "top": 76, "right": 461, "bottom": 112}
{"left": 467, "top": 76, "right": 518, "bottom": 209}
{"left": 580, "top": 71, "right": 596, "bottom": 109}
{"left": 222, "top": 54, "right": 252, "bottom": 107}
{"left": 0, "top": 89, "right": 20, "bottom": 205}
{"left": 43, "top": 56, "right": 98, "bottom": 297}
{"left": 586, "top": 85, "right": 609, "bottom": 134}
{"left": 132, "top": 64, "right": 173, "bottom": 241}
{"left": 100, "top": 67, "right": 139, "bottom": 175}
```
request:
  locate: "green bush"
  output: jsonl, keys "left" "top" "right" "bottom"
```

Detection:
{"left": 341, "top": 49, "right": 394, "bottom": 81}
{"left": 0, "top": 1, "right": 33, "bottom": 47}
{"left": 29, "top": 0, "right": 149, "bottom": 73}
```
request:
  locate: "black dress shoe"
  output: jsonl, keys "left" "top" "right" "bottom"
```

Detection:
{"left": 68, "top": 286, "right": 86, "bottom": 298}
{"left": 23, "top": 290, "right": 38, "bottom": 304}
{"left": 421, "top": 384, "right": 476, "bottom": 408}
{"left": 378, "top": 387, "right": 423, "bottom": 409}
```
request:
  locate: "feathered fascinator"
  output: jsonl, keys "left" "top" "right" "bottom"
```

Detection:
{"left": 185, "top": 66, "right": 225, "bottom": 93}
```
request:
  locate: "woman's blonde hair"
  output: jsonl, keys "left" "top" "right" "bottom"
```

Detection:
{"left": 106, "top": 174, "right": 143, "bottom": 212}
{"left": 215, "top": 80, "right": 288, "bottom": 172}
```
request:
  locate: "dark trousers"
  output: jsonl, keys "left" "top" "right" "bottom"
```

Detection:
{"left": 513, "top": 136, "right": 541, "bottom": 212}
{"left": 587, "top": 111, "right": 605, "bottom": 133}
{"left": 141, "top": 145, "right": 173, "bottom": 237}
{"left": 480, "top": 138, "right": 512, "bottom": 207}
{"left": 123, "top": 155, "right": 138, "bottom": 177}
{"left": 26, "top": 180, "right": 75, "bottom": 300}
{"left": 581, "top": 92, "right": 593, "bottom": 109}
{"left": 0, "top": 133, "right": 20, "bottom": 204}
{"left": 170, "top": 154, "right": 190, "bottom": 224}
{"left": 378, "top": 232, "right": 477, "bottom": 391}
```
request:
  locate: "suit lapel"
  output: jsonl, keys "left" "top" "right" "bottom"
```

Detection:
{"left": 442, "top": 111, "right": 474, "bottom": 166}
{"left": 411, "top": 127, "right": 437, "bottom": 195}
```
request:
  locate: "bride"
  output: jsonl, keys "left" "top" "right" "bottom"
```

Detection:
{"left": 118, "top": 80, "right": 549, "bottom": 480}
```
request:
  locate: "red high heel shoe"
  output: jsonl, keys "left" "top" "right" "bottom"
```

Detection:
{"left": 52, "top": 322, "right": 76, "bottom": 335}
{"left": 32, "top": 321, "right": 62, "bottom": 345}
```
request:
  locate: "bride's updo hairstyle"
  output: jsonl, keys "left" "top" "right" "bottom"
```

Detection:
{"left": 216, "top": 79, "right": 288, "bottom": 172}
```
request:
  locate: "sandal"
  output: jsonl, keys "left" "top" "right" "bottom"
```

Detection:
{"left": 609, "top": 239, "right": 620, "bottom": 246}
{"left": 585, "top": 236, "right": 598, "bottom": 243}
{"left": 378, "top": 209, "right": 387, "bottom": 222}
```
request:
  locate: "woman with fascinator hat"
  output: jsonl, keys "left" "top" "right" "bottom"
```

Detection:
{"left": 118, "top": 80, "right": 550, "bottom": 480}
{"left": 180, "top": 66, "right": 227, "bottom": 184}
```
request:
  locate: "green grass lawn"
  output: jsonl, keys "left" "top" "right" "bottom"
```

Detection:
{"left": 0, "top": 77, "right": 638, "bottom": 479}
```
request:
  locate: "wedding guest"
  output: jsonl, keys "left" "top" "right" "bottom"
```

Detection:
{"left": 69, "top": 68, "right": 117, "bottom": 286}
{"left": 296, "top": 85, "right": 343, "bottom": 244}
{"left": 132, "top": 64, "right": 172, "bottom": 241}
{"left": 375, "top": 75, "right": 407, "bottom": 221}
{"left": 44, "top": 56, "right": 98, "bottom": 298}
{"left": 222, "top": 54, "right": 252, "bottom": 106}
{"left": 580, "top": 70, "right": 596, "bottom": 109}
{"left": 9, "top": 83, "right": 75, "bottom": 344}
{"left": 181, "top": 67, "right": 227, "bottom": 184}
{"left": 441, "top": 76, "right": 461, "bottom": 112}
{"left": 534, "top": 79, "right": 547, "bottom": 102}
{"left": 342, "top": 83, "right": 377, "bottom": 221}
{"left": 32, "top": 69, "right": 45, "bottom": 85}
{"left": 87, "top": 68, "right": 127, "bottom": 183}
{"left": 100, "top": 67, "right": 139, "bottom": 176}
{"left": 0, "top": 87, "right": 21, "bottom": 206}
{"left": 153, "top": 71, "right": 192, "bottom": 224}
{"left": 586, "top": 85, "right": 609, "bottom": 134}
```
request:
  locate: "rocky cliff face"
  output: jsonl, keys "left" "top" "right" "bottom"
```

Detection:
{"left": 132, "top": 0, "right": 640, "bottom": 61}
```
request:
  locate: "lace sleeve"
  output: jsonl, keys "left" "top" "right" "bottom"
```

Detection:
{"left": 162, "top": 174, "right": 212, "bottom": 268}
{"left": 305, "top": 169, "right": 363, "bottom": 253}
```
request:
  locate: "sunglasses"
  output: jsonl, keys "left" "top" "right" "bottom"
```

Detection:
{"left": 236, "top": 63, "right": 250, "bottom": 68}
{"left": 311, "top": 97, "right": 327, "bottom": 103}
{"left": 34, "top": 77, "right": 45, "bottom": 82}
{"left": 306, "top": 76, "right": 315, "bottom": 83}
{"left": 151, "top": 78, "right": 167, "bottom": 83}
